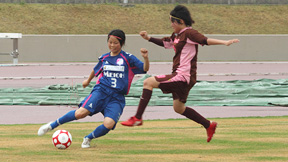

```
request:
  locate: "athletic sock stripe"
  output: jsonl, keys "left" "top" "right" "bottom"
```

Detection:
{"left": 92, "top": 132, "right": 95, "bottom": 138}
{"left": 56, "top": 119, "right": 61, "bottom": 125}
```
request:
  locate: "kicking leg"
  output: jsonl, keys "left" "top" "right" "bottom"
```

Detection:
{"left": 173, "top": 99, "right": 217, "bottom": 142}
{"left": 38, "top": 107, "right": 90, "bottom": 136}
{"left": 121, "top": 77, "right": 159, "bottom": 126}
{"left": 82, "top": 117, "right": 114, "bottom": 148}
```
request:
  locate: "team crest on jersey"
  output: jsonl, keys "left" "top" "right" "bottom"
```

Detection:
{"left": 116, "top": 58, "right": 124, "bottom": 66}
{"left": 173, "top": 38, "right": 180, "bottom": 52}
{"left": 174, "top": 38, "right": 180, "bottom": 45}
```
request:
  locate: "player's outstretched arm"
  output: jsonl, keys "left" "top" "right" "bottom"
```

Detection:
{"left": 82, "top": 70, "right": 95, "bottom": 88}
{"left": 140, "top": 31, "right": 164, "bottom": 47}
{"left": 207, "top": 38, "right": 240, "bottom": 46}
{"left": 141, "top": 48, "right": 150, "bottom": 72}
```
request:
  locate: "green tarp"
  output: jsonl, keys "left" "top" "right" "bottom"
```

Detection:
{"left": 1, "top": 74, "right": 288, "bottom": 106}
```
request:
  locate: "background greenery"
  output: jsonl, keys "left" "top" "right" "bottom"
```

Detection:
{"left": 0, "top": 3, "right": 287, "bottom": 34}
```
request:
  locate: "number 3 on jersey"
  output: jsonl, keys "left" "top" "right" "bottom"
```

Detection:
{"left": 111, "top": 78, "right": 117, "bottom": 88}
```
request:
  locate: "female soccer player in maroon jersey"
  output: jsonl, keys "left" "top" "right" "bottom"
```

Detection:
{"left": 121, "top": 5, "right": 239, "bottom": 142}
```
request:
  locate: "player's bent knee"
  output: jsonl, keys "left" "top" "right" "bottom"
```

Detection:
{"left": 173, "top": 100, "right": 186, "bottom": 114}
{"left": 143, "top": 77, "right": 159, "bottom": 89}
{"left": 75, "top": 108, "right": 90, "bottom": 119}
{"left": 173, "top": 108, "right": 182, "bottom": 114}
{"left": 75, "top": 113, "right": 87, "bottom": 119}
{"left": 173, "top": 106, "right": 185, "bottom": 114}
{"left": 143, "top": 78, "right": 152, "bottom": 86}
{"left": 103, "top": 117, "right": 115, "bottom": 129}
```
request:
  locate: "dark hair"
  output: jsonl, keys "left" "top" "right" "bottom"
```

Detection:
{"left": 170, "top": 5, "right": 195, "bottom": 26}
{"left": 108, "top": 29, "right": 126, "bottom": 46}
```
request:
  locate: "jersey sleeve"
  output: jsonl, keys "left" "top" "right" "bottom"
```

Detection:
{"left": 128, "top": 54, "right": 146, "bottom": 75}
{"left": 93, "top": 55, "right": 104, "bottom": 77}
{"left": 149, "top": 37, "right": 164, "bottom": 47}
{"left": 187, "top": 29, "right": 208, "bottom": 45}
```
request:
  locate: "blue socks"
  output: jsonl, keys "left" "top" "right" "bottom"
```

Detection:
{"left": 49, "top": 110, "right": 111, "bottom": 140}
{"left": 50, "top": 110, "right": 77, "bottom": 129}
{"left": 86, "top": 124, "right": 110, "bottom": 139}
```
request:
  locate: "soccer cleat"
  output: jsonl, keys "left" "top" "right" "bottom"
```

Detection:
{"left": 81, "top": 137, "right": 92, "bottom": 148}
{"left": 206, "top": 121, "right": 217, "bottom": 142}
{"left": 120, "top": 116, "right": 143, "bottom": 127}
{"left": 38, "top": 121, "right": 53, "bottom": 136}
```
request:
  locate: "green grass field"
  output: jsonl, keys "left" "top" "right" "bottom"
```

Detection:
{"left": 1, "top": 116, "right": 288, "bottom": 162}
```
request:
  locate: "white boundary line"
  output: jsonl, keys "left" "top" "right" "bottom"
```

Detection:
{"left": 1, "top": 61, "right": 288, "bottom": 67}
{"left": 0, "top": 72, "right": 287, "bottom": 80}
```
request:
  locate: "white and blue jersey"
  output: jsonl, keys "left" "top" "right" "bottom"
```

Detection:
{"left": 94, "top": 50, "right": 146, "bottom": 95}
{"left": 79, "top": 50, "right": 146, "bottom": 126}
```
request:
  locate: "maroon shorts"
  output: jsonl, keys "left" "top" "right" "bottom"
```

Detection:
{"left": 155, "top": 73, "right": 195, "bottom": 103}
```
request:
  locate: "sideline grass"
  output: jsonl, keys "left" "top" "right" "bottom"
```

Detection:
{"left": 1, "top": 116, "right": 288, "bottom": 162}
{"left": 0, "top": 3, "right": 287, "bottom": 34}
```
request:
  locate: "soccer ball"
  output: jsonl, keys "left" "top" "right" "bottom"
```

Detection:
{"left": 52, "top": 130, "right": 72, "bottom": 149}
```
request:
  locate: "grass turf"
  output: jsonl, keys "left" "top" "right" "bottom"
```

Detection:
{"left": 0, "top": 116, "right": 288, "bottom": 162}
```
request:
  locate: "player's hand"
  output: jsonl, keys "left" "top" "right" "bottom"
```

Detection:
{"left": 225, "top": 39, "right": 240, "bottom": 46}
{"left": 82, "top": 79, "right": 90, "bottom": 88}
{"left": 140, "top": 48, "right": 148, "bottom": 58}
{"left": 139, "top": 31, "right": 150, "bottom": 40}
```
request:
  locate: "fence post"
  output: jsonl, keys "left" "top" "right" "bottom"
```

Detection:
{"left": 12, "top": 38, "right": 19, "bottom": 64}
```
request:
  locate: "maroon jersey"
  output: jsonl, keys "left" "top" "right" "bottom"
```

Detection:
{"left": 150, "top": 27, "right": 208, "bottom": 87}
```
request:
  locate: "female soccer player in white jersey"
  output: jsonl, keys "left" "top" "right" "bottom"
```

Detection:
{"left": 121, "top": 5, "right": 239, "bottom": 143}
{"left": 38, "top": 29, "right": 150, "bottom": 148}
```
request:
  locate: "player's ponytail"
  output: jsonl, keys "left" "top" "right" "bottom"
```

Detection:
{"left": 108, "top": 29, "right": 126, "bottom": 46}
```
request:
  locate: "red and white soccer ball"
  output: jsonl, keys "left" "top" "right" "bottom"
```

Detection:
{"left": 52, "top": 130, "right": 72, "bottom": 149}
